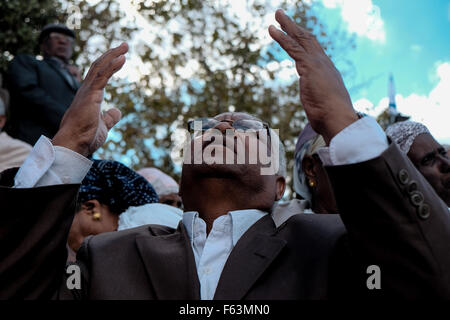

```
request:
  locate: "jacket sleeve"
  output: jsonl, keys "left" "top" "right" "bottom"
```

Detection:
{"left": 0, "top": 168, "right": 80, "bottom": 299}
{"left": 7, "top": 54, "right": 66, "bottom": 126}
{"left": 326, "top": 142, "right": 450, "bottom": 298}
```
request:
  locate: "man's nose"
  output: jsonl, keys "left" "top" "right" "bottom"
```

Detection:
{"left": 57, "top": 37, "right": 69, "bottom": 45}
{"left": 214, "top": 121, "right": 234, "bottom": 134}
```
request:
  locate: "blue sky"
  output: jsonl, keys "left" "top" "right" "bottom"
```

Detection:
{"left": 313, "top": 0, "right": 450, "bottom": 143}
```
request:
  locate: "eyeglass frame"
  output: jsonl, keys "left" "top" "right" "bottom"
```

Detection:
{"left": 186, "top": 117, "right": 272, "bottom": 140}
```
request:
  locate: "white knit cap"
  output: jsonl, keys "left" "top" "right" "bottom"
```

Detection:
{"left": 137, "top": 167, "right": 179, "bottom": 196}
{"left": 386, "top": 121, "right": 430, "bottom": 154}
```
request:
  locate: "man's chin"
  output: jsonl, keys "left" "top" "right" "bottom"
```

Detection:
{"left": 184, "top": 162, "right": 257, "bottom": 179}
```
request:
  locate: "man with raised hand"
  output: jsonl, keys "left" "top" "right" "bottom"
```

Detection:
{"left": 0, "top": 42, "right": 127, "bottom": 299}
{"left": 1, "top": 11, "right": 449, "bottom": 299}
{"left": 7, "top": 24, "right": 81, "bottom": 145}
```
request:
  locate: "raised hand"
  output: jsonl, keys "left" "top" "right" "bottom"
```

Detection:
{"left": 52, "top": 43, "right": 128, "bottom": 156}
{"left": 268, "top": 10, "right": 358, "bottom": 144}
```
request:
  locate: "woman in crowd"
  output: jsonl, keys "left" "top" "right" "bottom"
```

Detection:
{"left": 272, "top": 123, "right": 338, "bottom": 227}
{"left": 117, "top": 167, "right": 184, "bottom": 232}
{"left": 293, "top": 123, "right": 338, "bottom": 214}
{"left": 137, "top": 167, "right": 182, "bottom": 209}
{"left": 67, "top": 160, "right": 159, "bottom": 261}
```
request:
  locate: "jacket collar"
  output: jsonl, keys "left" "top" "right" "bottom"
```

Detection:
{"left": 213, "top": 214, "right": 286, "bottom": 299}
{"left": 44, "top": 57, "right": 79, "bottom": 91}
{"left": 135, "top": 222, "right": 200, "bottom": 299}
{"left": 135, "top": 214, "right": 286, "bottom": 300}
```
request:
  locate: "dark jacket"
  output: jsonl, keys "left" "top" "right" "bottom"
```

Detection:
{"left": 1, "top": 143, "right": 450, "bottom": 299}
{"left": 6, "top": 54, "right": 79, "bottom": 145}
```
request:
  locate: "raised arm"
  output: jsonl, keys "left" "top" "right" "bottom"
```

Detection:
{"left": 268, "top": 9, "right": 358, "bottom": 145}
{"left": 269, "top": 10, "right": 450, "bottom": 298}
{"left": 52, "top": 42, "right": 128, "bottom": 156}
{"left": 0, "top": 43, "right": 128, "bottom": 299}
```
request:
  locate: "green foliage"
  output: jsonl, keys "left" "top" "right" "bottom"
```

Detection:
{"left": 376, "top": 107, "right": 410, "bottom": 130}
{"left": 1, "top": 0, "right": 355, "bottom": 197}
{"left": 0, "top": 0, "right": 65, "bottom": 72}
{"left": 376, "top": 107, "right": 391, "bottom": 130}
{"left": 97, "top": 0, "right": 354, "bottom": 197}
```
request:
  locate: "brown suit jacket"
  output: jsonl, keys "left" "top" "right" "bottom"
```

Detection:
{"left": 1, "top": 143, "right": 450, "bottom": 299}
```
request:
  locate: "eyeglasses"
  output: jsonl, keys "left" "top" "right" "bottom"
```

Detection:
{"left": 49, "top": 32, "right": 74, "bottom": 44}
{"left": 187, "top": 118, "right": 271, "bottom": 138}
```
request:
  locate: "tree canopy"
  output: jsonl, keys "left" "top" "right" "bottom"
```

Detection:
{"left": 1, "top": 0, "right": 355, "bottom": 197}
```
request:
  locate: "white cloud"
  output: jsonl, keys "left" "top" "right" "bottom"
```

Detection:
{"left": 410, "top": 44, "right": 422, "bottom": 53}
{"left": 320, "top": 0, "right": 386, "bottom": 42}
{"left": 354, "top": 62, "right": 450, "bottom": 143}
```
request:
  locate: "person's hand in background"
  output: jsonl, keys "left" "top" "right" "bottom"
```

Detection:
{"left": 52, "top": 43, "right": 128, "bottom": 156}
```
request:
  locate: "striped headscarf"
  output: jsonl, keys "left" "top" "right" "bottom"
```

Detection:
{"left": 293, "top": 123, "right": 326, "bottom": 202}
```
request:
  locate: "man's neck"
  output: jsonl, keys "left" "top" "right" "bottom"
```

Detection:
{"left": 183, "top": 178, "right": 270, "bottom": 233}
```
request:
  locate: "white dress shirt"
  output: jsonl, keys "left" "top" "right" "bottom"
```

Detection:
{"left": 12, "top": 115, "right": 389, "bottom": 299}
{"left": 183, "top": 209, "right": 267, "bottom": 300}
{"left": 14, "top": 136, "right": 92, "bottom": 188}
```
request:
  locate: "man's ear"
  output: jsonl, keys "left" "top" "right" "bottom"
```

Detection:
{"left": 302, "top": 155, "right": 316, "bottom": 180}
{"left": 81, "top": 199, "right": 101, "bottom": 215}
{"left": 275, "top": 176, "right": 286, "bottom": 201}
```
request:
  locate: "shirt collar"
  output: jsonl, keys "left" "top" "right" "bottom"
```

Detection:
{"left": 182, "top": 209, "right": 267, "bottom": 246}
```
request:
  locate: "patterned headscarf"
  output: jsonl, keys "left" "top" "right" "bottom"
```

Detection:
{"left": 79, "top": 160, "right": 159, "bottom": 215}
{"left": 386, "top": 121, "right": 431, "bottom": 154}
{"left": 293, "top": 123, "right": 326, "bottom": 201}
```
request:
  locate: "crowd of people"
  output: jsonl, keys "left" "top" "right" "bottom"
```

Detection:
{"left": 0, "top": 10, "right": 449, "bottom": 300}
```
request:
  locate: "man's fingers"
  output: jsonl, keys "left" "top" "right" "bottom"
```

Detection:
{"left": 269, "top": 25, "right": 306, "bottom": 63}
{"left": 91, "top": 54, "right": 126, "bottom": 90}
{"left": 274, "top": 9, "right": 317, "bottom": 53}
{"left": 85, "top": 42, "right": 129, "bottom": 83}
{"left": 102, "top": 108, "right": 122, "bottom": 130}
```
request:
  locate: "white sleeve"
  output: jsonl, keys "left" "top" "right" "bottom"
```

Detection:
{"left": 14, "top": 136, "right": 92, "bottom": 188}
{"left": 316, "top": 116, "right": 389, "bottom": 166}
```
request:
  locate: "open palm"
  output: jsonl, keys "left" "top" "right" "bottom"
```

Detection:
{"left": 52, "top": 43, "right": 128, "bottom": 156}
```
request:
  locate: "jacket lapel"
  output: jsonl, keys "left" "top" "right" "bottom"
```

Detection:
{"left": 213, "top": 215, "right": 286, "bottom": 300}
{"left": 135, "top": 222, "right": 200, "bottom": 299}
{"left": 44, "top": 59, "right": 78, "bottom": 91}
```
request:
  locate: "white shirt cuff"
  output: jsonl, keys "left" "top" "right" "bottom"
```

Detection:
{"left": 317, "top": 116, "right": 388, "bottom": 166}
{"left": 14, "top": 135, "right": 92, "bottom": 188}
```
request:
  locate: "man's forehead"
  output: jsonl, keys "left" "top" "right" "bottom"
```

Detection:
{"left": 213, "top": 112, "right": 259, "bottom": 121}
{"left": 410, "top": 133, "right": 442, "bottom": 156}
